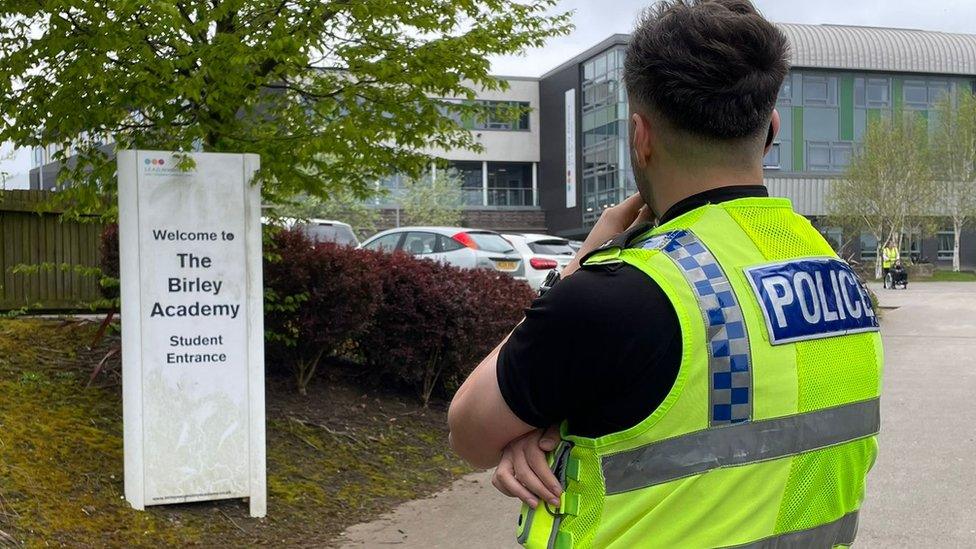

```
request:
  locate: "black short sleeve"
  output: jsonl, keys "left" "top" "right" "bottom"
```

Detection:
{"left": 496, "top": 262, "right": 682, "bottom": 438}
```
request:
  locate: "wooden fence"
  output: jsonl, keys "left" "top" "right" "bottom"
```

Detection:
{"left": 0, "top": 190, "right": 105, "bottom": 311}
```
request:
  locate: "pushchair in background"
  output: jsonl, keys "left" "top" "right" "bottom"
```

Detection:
{"left": 884, "top": 259, "right": 908, "bottom": 290}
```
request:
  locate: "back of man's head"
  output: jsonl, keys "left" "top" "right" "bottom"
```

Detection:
{"left": 625, "top": 0, "right": 789, "bottom": 148}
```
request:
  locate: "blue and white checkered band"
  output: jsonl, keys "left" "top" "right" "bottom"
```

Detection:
{"left": 639, "top": 230, "right": 753, "bottom": 426}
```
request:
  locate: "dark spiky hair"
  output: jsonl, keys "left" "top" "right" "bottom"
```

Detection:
{"left": 625, "top": 0, "right": 790, "bottom": 139}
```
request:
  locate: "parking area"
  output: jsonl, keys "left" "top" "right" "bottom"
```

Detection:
{"left": 859, "top": 282, "right": 976, "bottom": 547}
{"left": 339, "top": 282, "right": 976, "bottom": 548}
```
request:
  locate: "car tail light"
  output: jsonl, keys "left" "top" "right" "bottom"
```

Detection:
{"left": 452, "top": 232, "right": 478, "bottom": 249}
{"left": 530, "top": 257, "right": 558, "bottom": 270}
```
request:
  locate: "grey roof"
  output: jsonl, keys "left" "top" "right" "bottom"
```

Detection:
{"left": 778, "top": 24, "right": 976, "bottom": 76}
{"left": 537, "top": 25, "right": 976, "bottom": 80}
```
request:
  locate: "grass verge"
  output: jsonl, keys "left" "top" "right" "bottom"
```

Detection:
{"left": 0, "top": 319, "right": 470, "bottom": 547}
{"left": 923, "top": 270, "right": 976, "bottom": 282}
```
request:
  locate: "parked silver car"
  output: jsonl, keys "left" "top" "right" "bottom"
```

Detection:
{"left": 296, "top": 219, "right": 359, "bottom": 247}
{"left": 503, "top": 233, "right": 576, "bottom": 291}
{"left": 360, "top": 227, "right": 525, "bottom": 279}
{"left": 263, "top": 217, "right": 360, "bottom": 247}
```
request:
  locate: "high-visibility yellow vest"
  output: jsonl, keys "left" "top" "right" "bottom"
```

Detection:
{"left": 882, "top": 247, "right": 899, "bottom": 269}
{"left": 516, "top": 197, "right": 883, "bottom": 548}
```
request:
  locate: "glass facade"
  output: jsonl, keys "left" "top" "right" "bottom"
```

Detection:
{"left": 580, "top": 47, "right": 634, "bottom": 227}
{"left": 767, "top": 70, "right": 972, "bottom": 174}
{"left": 374, "top": 161, "right": 535, "bottom": 209}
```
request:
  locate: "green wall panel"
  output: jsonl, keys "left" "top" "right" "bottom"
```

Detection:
{"left": 792, "top": 106, "right": 804, "bottom": 171}
{"left": 840, "top": 76, "right": 855, "bottom": 140}
{"left": 893, "top": 78, "right": 904, "bottom": 112}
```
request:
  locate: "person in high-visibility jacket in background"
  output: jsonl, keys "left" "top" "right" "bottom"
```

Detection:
{"left": 882, "top": 239, "right": 901, "bottom": 288}
{"left": 448, "top": 1, "right": 883, "bottom": 547}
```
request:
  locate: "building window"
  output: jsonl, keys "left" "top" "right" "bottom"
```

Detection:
{"left": 487, "top": 162, "right": 533, "bottom": 206}
{"left": 928, "top": 81, "right": 949, "bottom": 106}
{"left": 807, "top": 142, "right": 831, "bottom": 170}
{"left": 900, "top": 229, "right": 922, "bottom": 261}
{"left": 853, "top": 77, "right": 894, "bottom": 108}
{"left": 443, "top": 100, "right": 530, "bottom": 131}
{"left": 763, "top": 143, "right": 781, "bottom": 169}
{"left": 803, "top": 74, "right": 836, "bottom": 106}
{"left": 449, "top": 161, "right": 485, "bottom": 206}
{"left": 820, "top": 227, "right": 843, "bottom": 252}
{"left": 834, "top": 142, "right": 854, "bottom": 169}
{"left": 807, "top": 141, "right": 854, "bottom": 172}
{"left": 938, "top": 230, "right": 955, "bottom": 261}
{"left": 484, "top": 101, "right": 530, "bottom": 131}
{"left": 904, "top": 81, "right": 927, "bottom": 108}
{"left": 860, "top": 232, "right": 878, "bottom": 261}
{"left": 866, "top": 78, "right": 890, "bottom": 108}
{"left": 373, "top": 173, "right": 406, "bottom": 206}
{"left": 904, "top": 80, "right": 949, "bottom": 110}
{"left": 777, "top": 75, "right": 792, "bottom": 105}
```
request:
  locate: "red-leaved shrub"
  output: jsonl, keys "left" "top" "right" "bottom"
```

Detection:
{"left": 263, "top": 228, "right": 381, "bottom": 394}
{"left": 357, "top": 249, "right": 535, "bottom": 405}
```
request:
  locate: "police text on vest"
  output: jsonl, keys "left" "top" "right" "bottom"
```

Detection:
{"left": 745, "top": 258, "right": 880, "bottom": 345}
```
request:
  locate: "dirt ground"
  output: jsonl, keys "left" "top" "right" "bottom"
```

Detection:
{"left": 0, "top": 318, "right": 469, "bottom": 547}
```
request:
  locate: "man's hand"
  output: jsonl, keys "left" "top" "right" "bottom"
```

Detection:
{"left": 491, "top": 425, "right": 562, "bottom": 508}
{"left": 563, "top": 192, "right": 654, "bottom": 277}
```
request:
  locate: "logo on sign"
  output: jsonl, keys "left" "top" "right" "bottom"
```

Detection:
{"left": 745, "top": 258, "right": 879, "bottom": 345}
{"left": 142, "top": 156, "right": 192, "bottom": 177}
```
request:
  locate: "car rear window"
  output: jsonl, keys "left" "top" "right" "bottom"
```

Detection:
{"left": 528, "top": 240, "right": 575, "bottom": 256}
{"left": 301, "top": 224, "right": 358, "bottom": 246}
{"left": 469, "top": 232, "right": 515, "bottom": 253}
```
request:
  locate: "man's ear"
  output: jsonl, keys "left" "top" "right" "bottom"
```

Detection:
{"left": 764, "top": 109, "right": 781, "bottom": 155}
{"left": 631, "top": 111, "right": 653, "bottom": 168}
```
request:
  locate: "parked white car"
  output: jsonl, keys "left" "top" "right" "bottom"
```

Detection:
{"left": 359, "top": 227, "right": 526, "bottom": 280}
{"left": 503, "top": 233, "right": 576, "bottom": 291}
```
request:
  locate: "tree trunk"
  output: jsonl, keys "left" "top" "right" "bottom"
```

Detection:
{"left": 954, "top": 219, "right": 963, "bottom": 272}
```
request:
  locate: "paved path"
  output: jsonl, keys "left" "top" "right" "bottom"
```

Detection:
{"left": 338, "top": 282, "right": 976, "bottom": 548}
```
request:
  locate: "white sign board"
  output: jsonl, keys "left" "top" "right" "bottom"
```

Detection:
{"left": 118, "top": 150, "right": 266, "bottom": 517}
{"left": 565, "top": 88, "right": 577, "bottom": 209}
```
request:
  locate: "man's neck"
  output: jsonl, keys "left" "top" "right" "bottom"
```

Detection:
{"left": 650, "top": 164, "right": 766, "bottom": 219}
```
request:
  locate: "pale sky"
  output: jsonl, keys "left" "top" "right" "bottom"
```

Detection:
{"left": 490, "top": 0, "right": 976, "bottom": 77}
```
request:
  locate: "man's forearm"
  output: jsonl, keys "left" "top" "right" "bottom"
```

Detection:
{"left": 448, "top": 336, "right": 529, "bottom": 468}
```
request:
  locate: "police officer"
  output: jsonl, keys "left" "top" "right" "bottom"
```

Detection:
{"left": 448, "top": 1, "right": 882, "bottom": 547}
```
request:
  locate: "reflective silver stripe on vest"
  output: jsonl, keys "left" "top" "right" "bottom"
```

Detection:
{"left": 640, "top": 230, "right": 753, "bottom": 426}
{"left": 602, "top": 399, "right": 880, "bottom": 495}
{"left": 516, "top": 506, "right": 535, "bottom": 545}
{"left": 722, "top": 511, "right": 859, "bottom": 549}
